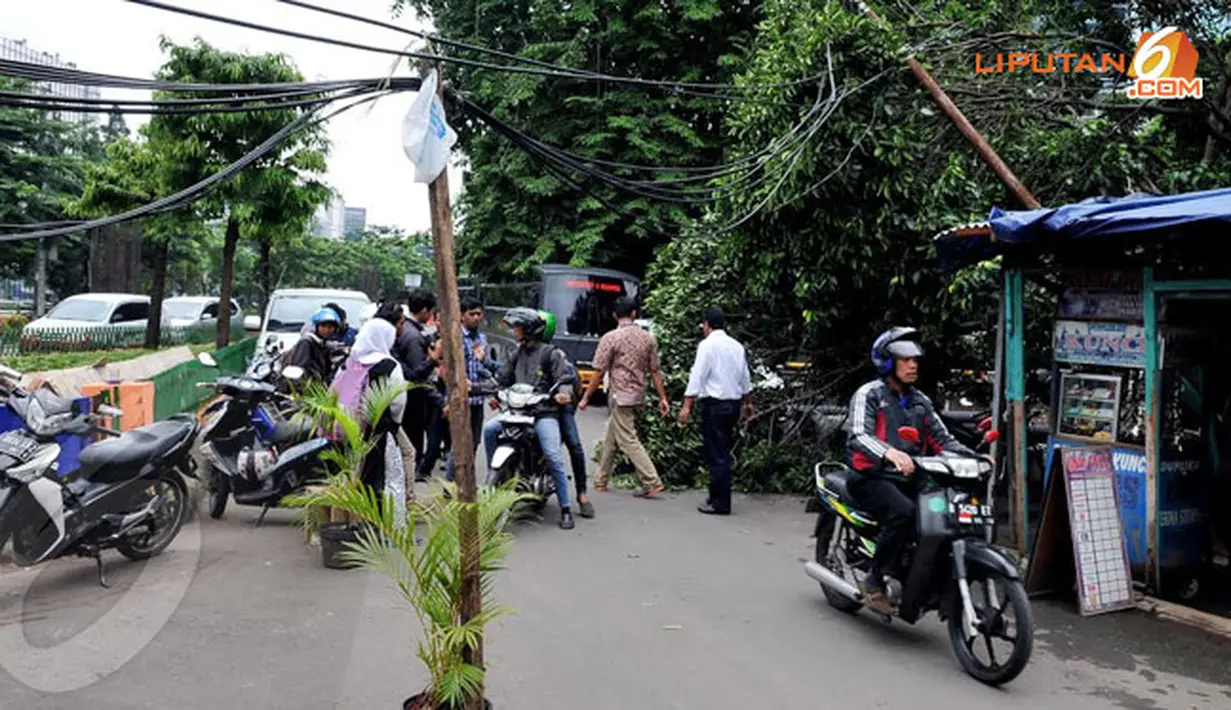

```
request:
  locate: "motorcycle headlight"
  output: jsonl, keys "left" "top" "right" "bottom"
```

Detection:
{"left": 949, "top": 459, "right": 983, "bottom": 479}
{"left": 25, "top": 398, "right": 70, "bottom": 437}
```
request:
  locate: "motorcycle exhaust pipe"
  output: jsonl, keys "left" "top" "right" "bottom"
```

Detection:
{"left": 804, "top": 561, "right": 862, "bottom": 601}
{"left": 102, "top": 497, "right": 160, "bottom": 541}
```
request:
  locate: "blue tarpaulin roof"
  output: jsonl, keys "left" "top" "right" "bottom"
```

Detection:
{"left": 936, "top": 187, "right": 1231, "bottom": 269}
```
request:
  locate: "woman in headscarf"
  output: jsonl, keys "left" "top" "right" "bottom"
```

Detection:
{"left": 332, "top": 301, "right": 408, "bottom": 498}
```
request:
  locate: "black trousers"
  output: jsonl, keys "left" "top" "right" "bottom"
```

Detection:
{"left": 847, "top": 474, "right": 916, "bottom": 589}
{"left": 417, "top": 403, "right": 450, "bottom": 478}
{"left": 700, "top": 399, "right": 741, "bottom": 511}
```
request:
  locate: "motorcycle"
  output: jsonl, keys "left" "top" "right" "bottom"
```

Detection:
{"left": 485, "top": 381, "right": 558, "bottom": 512}
{"left": 0, "top": 364, "right": 198, "bottom": 588}
{"left": 804, "top": 425, "right": 1034, "bottom": 686}
{"left": 194, "top": 355, "right": 330, "bottom": 525}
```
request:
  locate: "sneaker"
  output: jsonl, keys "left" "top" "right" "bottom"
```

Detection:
{"left": 634, "top": 485, "right": 665, "bottom": 499}
{"left": 578, "top": 500, "right": 595, "bottom": 519}
{"left": 558, "top": 509, "right": 576, "bottom": 530}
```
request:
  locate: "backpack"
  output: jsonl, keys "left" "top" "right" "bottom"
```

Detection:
{"left": 329, "top": 357, "right": 375, "bottom": 440}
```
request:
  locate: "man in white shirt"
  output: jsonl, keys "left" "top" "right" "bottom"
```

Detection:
{"left": 678, "top": 306, "right": 753, "bottom": 515}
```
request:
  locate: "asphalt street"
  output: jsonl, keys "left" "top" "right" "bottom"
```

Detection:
{"left": 1, "top": 407, "right": 1229, "bottom": 709}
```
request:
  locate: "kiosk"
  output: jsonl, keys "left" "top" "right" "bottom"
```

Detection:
{"left": 937, "top": 188, "right": 1231, "bottom": 611}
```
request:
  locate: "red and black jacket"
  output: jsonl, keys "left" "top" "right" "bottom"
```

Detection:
{"left": 845, "top": 378, "right": 973, "bottom": 473}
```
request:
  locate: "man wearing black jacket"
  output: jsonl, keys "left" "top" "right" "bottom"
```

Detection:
{"left": 845, "top": 326, "right": 974, "bottom": 614}
{"left": 394, "top": 288, "right": 443, "bottom": 479}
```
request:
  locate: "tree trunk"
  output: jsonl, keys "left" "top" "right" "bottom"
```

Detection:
{"left": 145, "top": 239, "right": 169, "bottom": 350}
{"left": 217, "top": 217, "right": 240, "bottom": 349}
{"left": 258, "top": 233, "right": 273, "bottom": 318}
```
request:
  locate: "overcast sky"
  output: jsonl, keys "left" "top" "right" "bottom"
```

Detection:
{"left": 5, "top": 0, "right": 463, "bottom": 234}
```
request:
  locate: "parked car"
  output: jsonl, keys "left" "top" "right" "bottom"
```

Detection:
{"left": 249, "top": 288, "right": 372, "bottom": 353}
{"left": 161, "top": 296, "right": 243, "bottom": 331}
{"left": 21, "top": 293, "right": 167, "bottom": 348}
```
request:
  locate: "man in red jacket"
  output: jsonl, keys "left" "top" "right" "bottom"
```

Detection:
{"left": 846, "top": 327, "right": 974, "bottom": 614}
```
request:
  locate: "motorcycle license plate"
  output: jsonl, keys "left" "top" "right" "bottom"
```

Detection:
{"left": 0, "top": 430, "right": 39, "bottom": 461}
{"left": 955, "top": 503, "right": 993, "bottom": 525}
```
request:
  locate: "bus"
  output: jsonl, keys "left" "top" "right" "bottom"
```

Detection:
{"left": 464, "top": 264, "right": 641, "bottom": 392}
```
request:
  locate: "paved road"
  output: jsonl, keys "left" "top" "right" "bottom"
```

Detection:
{"left": 1, "top": 408, "right": 1229, "bottom": 709}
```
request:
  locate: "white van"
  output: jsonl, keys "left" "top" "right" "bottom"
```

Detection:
{"left": 249, "top": 288, "right": 373, "bottom": 353}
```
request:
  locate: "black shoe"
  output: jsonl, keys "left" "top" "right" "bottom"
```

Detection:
{"left": 578, "top": 500, "right": 595, "bottom": 519}
{"left": 559, "top": 509, "right": 575, "bottom": 530}
{"left": 697, "top": 503, "right": 730, "bottom": 516}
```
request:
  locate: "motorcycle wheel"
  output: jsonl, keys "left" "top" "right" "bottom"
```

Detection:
{"left": 947, "top": 571, "right": 1034, "bottom": 686}
{"left": 207, "top": 465, "right": 230, "bottom": 520}
{"left": 814, "top": 512, "right": 863, "bottom": 614}
{"left": 116, "top": 473, "right": 189, "bottom": 562}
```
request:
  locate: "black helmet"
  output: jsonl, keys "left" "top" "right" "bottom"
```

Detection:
{"left": 871, "top": 326, "right": 924, "bottom": 376}
{"left": 502, "top": 307, "right": 547, "bottom": 340}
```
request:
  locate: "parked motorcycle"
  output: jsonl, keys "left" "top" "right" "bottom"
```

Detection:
{"left": 194, "top": 355, "right": 329, "bottom": 525}
{"left": 485, "top": 381, "right": 557, "bottom": 512}
{"left": 804, "top": 425, "right": 1034, "bottom": 686}
{"left": 0, "top": 364, "right": 198, "bottom": 588}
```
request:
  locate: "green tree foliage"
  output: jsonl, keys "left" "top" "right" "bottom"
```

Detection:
{"left": 394, "top": 0, "right": 763, "bottom": 280}
{"left": 266, "top": 226, "right": 436, "bottom": 301}
{"left": 0, "top": 77, "right": 99, "bottom": 299}
{"left": 630, "top": 0, "right": 1231, "bottom": 492}
{"left": 144, "top": 38, "right": 330, "bottom": 347}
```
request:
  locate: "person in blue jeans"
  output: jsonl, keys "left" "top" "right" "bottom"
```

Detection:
{"left": 481, "top": 308, "right": 577, "bottom": 530}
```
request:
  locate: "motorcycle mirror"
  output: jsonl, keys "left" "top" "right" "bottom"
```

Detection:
{"left": 282, "top": 365, "right": 305, "bottom": 381}
{"left": 984, "top": 429, "right": 1000, "bottom": 443}
{"left": 197, "top": 352, "right": 218, "bottom": 368}
{"left": 897, "top": 426, "right": 920, "bottom": 443}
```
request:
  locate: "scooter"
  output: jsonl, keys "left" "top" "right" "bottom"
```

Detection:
{"left": 804, "top": 425, "right": 1034, "bottom": 686}
{"left": 194, "top": 354, "right": 330, "bottom": 525}
{"left": 0, "top": 364, "right": 198, "bottom": 587}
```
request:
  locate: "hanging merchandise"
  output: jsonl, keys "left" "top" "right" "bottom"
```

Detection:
{"left": 401, "top": 70, "right": 457, "bottom": 183}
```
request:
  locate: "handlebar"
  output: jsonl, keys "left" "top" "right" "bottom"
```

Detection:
{"left": 0, "top": 365, "right": 22, "bottom": 381}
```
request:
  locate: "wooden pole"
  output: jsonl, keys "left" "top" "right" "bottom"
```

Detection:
{"left": 420, "top": 59, "right": 484, "bottom": 705}
{"left": 851, "top": 1, "right": 1042, "bottom": 210}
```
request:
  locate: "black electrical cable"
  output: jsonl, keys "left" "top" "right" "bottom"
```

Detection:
{"left": 0, "top": 86, "right": 330, "bottom": 106}
{"left": 126, "top": 0, "right": 830, "bottom": 95}
{"left": 276, "top": 0, "right": 814, "bottom": 108}
{"left": 0, "top": 58, "right": 423, "bottom": 94}
{"left": 0, "top": 86, "right": 376, "bottom": 116}
{"left": 0, "top": 91, "right": 389, "bottom": 243}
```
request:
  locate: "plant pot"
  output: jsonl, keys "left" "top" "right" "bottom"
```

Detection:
{"left": 319, "top": 522, "right": 362, "bottom": 569}
{"left": 402, "top": 694, "right": 492, "bottom": 710}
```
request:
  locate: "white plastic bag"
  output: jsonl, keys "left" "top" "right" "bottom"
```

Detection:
{"left": 401, "top": 70, "right": 458, "bottom": 183}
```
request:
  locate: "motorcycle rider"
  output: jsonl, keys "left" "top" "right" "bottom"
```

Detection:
{"left": 846, "top": 326, "right": 974, "bottom": 615}
{"left": 482, "top": 307, "right": 578, "bottom": 530}
{"left": 324, "top": 302, "right": 359, "bottom": 347}
{"left": 283, "top": 307, "right": 341, "bottom": 386}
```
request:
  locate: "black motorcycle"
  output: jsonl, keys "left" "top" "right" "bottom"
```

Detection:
{"left": 484, "top": 382, "right": 557, "bottom": 512}
{"left": 194, "top": 356, "right": 329, "bottom": 525}
{"left": 804, "top": 425, "right": 1034, "bottom": 686}
{"left": 0, "top": 364, "right": 197, "bottom": 587}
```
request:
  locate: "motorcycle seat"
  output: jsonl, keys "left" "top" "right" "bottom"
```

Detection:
{"left": 823, "top": 468, "right": 856, "bottom": 502}
{"left": 939, "top": 410, "right": 985, "bottom": 425}
{"left": 76, "top": 415, "right": 197, "bottom": 484}
{"left": 268, "top": 418, "right": 315, "bottom": 446}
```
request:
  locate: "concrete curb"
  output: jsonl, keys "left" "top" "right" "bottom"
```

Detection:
{"left": 1137, "top": 595, "right": 1231, "bottom": 639}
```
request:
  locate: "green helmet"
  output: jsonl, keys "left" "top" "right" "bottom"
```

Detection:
{"left": 537, "top": 309, "right": 557, "bottom": 343}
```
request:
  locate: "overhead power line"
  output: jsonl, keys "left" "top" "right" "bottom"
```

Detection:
{"left": 126, "top": 0, "right": 830, "bottom": 95}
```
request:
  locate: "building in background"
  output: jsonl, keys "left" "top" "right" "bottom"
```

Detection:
{"left": 0, "top": 37, "right": 100, "bottom": 125}
{"left": 342, "top": 207, "right": 367, "bottom": 239}
{"left": 311, "top": 194, "right": 367, "bottom": 240}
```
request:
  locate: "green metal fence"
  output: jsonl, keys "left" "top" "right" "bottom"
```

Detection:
{"left": 0, "top": 322, "right": 218, "bottom": 358}
{"left": 151, "top": 337, "right": 256, "bottom": 421}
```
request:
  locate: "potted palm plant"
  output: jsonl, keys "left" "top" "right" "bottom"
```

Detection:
{"left": 289, "top": 381, "right": 524, "bottom": 709}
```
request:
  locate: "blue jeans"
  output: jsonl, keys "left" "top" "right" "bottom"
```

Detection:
{"left": 557, "top": 405, "right": 588, "bottom": 495}
{"left": 483, "top": 415, "right": 571, "bottom": 510}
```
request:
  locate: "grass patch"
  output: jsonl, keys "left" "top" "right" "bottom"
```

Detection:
{"left": 10, "top": 341, "right": 227, "bottom": 373}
